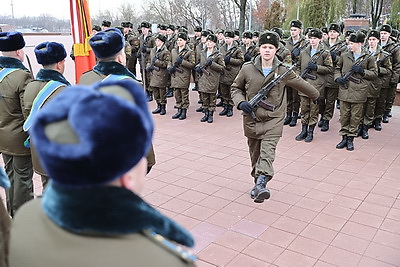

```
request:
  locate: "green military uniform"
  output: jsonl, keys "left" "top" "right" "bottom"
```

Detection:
{"left": 138, "top": 31, "right": 156, "bottom": 92}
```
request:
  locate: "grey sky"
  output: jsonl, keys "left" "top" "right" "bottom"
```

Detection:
{"left": 2, "top": 0, "right": 142, "bottom": 19}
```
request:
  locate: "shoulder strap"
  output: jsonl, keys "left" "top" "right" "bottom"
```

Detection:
{"left": 102, "top": 74, "right": 131, "bottom": 82}
{"left": 0, "top": 68, "right": 19, "bottom": 82}
{"left": 23, "top": 81, "right": 65, "bottom": 131}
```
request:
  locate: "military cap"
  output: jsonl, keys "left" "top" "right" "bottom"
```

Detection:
{"left": 367, "top": 29, "right": 380, "bottom": 40}
{"left": 290, "top": 20, "right": 303, "bottom": 29}
{"left": 304, "top": 27, "right": 313, "bottom": 36}
{"left": 159, "top": 24, "right": 167, "bottom": 31}
{"left": 201, "top": 30, "right": 210, "bottom": 37}
{"left": 349, "top": 31, "right": 365, "bottom": 43}
{"left": 391, "top": 29, "right": 398, "bottom": 38}
{"left": 234, "top": 30, "right": 240, "bottom": 36}
{"left": 89, "top": 28, "right": 125, "bottom": 58}
{"left": 216, "top": 29, "right": 224, "bottom": 34}
{"left": 242, "top": 31, "right": 253, "bottom": 39}
{"left": 128, "top": 22, "right": 133, "bottom": 29}
{"left": 92, "top": 25, "right": 101, "bottom": 32}
{"left": 121, "top": 21, "right": 130, "bottom": 28}
{"left": 167, "top": 24, "right": 175, "bottom": 31}
{"left": 156, "top": 34, "right": 167, "bottom": 43}
{"left": 0, "top": 31, "right": 25, "bottom": 51}
{"left": 308, "top": 28, "right": 322, "bottom": 39}
{"left": 194, "top": 26, "right": 202, "bottom": 32}
{"left": 271, "top": 27, "right": 283, "bottom": 39}
{"left": 30, "top": 79, "right": 153, "bottom": 188}
{"left": 360, "top": 29, "right": 368, "bottom": 36}
{"left": 177, "top": 32, "right": 188, "bottom": 41}
{"left": 178, "top": 27, "right": 188, "bottom": 34}
{"left": 328, "top": 23, "right": 341, "bottom": 33}
{"left": 102, "top": 20, "right": 111, "bottom": 27}
{"left": 345, "top": 29, "right": 355, "bottom": 38}
{"left": 206, "top": 34, "right": 217, "bottom": 43}
{"left": 140, "top": 21, "right": 151, "bottom": 29}
{"left": 224, "top": 30, "right": 234, "bottom": 38}
{"left": 258, "top": 31, "right": 279, "bottom": 48}
{"left": 321, "top": 27, "right": 328, "bottom": 34}
{"left": 35, "top": 42, "right": 67, "bottom": 65}
{"left": 253, "top": 31, "right": 260, "bottom": 37}
{"left": 380, "top": 24, "right": 392, "bottom": 34}
{"left": 207, "top": 29, "right": 214, "bottom": 34}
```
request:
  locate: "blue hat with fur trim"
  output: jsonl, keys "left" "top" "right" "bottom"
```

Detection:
{"left": 30, "top": 79, "right": 153, "bottom": 188}
{"left": 0, "top": 167, "right": 10, "bottom": 189}
{"left": 0, "top": 31, "right": 25, "bottom": 51}
{"left": 89, "top": 28, "right": 125, "bottom": 59}
{"left": 34, "top": 42, "right": 67, "bottom": 65}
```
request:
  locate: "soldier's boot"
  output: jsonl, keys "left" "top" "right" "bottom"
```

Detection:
{"left": 253, "top": 175, "right": 271, "bottom": 203}
{"left": 289, "top": 112, "right": 298, "bottom": 127}
{"left": 356, "top": 124, "right": 362, "bottom": 137}
{"left": 146, "top": 90, "right": 153, "bottom": 102}
{"left": 317, "top": 118, "right": 324, "bottom": 127}
{"left": 196, "top": 106, "right": 204, "bottom": 112}
{"left": 207, "top": 111, "right": 214, "bottom": 123}
{"left": 295, "top": 124, "right": 308, "bottom": 141}
{"left": 200, "top": 110, "right": 209, "bottom": 122}
{"left": 152, "top": 103, "right": 161, "bottom": 114}
{"left": 160, "top": 104, "right": 166, "bottom": 115}
{"left": 192, "top": 82, "right": 198, "bottom": 91}
{"left": 250, "top": 177, "right": 257, "bottom": 199}
{"left": 336, "top": 135, "right": 347, "bottom": 149}
{"left": 226, "top": 105, "right": 233, "bottom": 117}
{"left": 172, "top": 108, "right": 182, "bottom": 119}
{"left": 179, "top": 109, "right": 187, "bottom": 120}
{"left": 383, "top": 111, "right": 390, "bottom": 123}
{"left": 216, "top": 99, "right": 224, "bottom": 107}
{"left": 219, "top": 104, "right": 228, "bottom": 116}
{"left": 361, "top": 124, "right": 369, "bottom": 139}
{"left": 305, "top": 125, "right": 315, "bottom": 143}
{"left": 346, "top": 136, "right": 355, "bottom": 151}
{"left": 388, "top": 110, "right": 392, "bottom": 117}
{"left": 336, "top": 99, "right": 340, "bottom": 109}
{"left": 283, "top": 112, "right": 292, "bottom": 125}
{"left": 321, "top": 120, "right": 329, "bottom": 132}
{"left": 166, "top": 87, "right": 174, "bottom": 98}
{"left": 374, "top": 118, "right": 382, "bottom": 131}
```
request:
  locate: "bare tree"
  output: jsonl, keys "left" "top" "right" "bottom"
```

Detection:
{"left": 232, "top": 0, "right": 247, "bottom": 33}
{"left": 370, "top": 0, "right": 384, "bottom": 28}
{"left": 118, "top": 3, "right": 137, "bottom": 22}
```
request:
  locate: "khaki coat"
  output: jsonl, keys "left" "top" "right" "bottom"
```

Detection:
{"left": 219, "top": 43, "right": 244, "bottom": 85}
{"left": 148, "top": 45, "right": 171, "bottom": 88}
{"left": 198, "top": 48, "right": 225, "bottom": 94}
{"left": 168, "top": 45, "right": 196, "bottom": 89}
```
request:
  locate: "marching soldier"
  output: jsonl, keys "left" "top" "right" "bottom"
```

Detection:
{"left": 101, "top": 20, "right": 111, "bottom": 31}
{"left": 216, "top": 29, "right": 225, "bottom": 48}
{"left": 122, "top": 22, "right": 140, "bottom": 76}
{"left": 219, "top": 30, "right": 244, "bottom": 117}
{"left": 334, "top": 32, "right": 377, "bottom": 151}
{"left": 271, "top": 27, "right": 291, "bottom": 63}
{"left": 0, "top": 32, "right": 33, "bottom": 216}
{"left": 138, "top": 21, "right": 156, "bottom": 101}
{"left": 195, "top": 30, "right": 210, "bottom": 111}
{"left": 23, "top": 42, "right": 70, "bottom": 188}
{"left": 231, "top": 31, "right": 319, "bottom": 203}
{"left": 165, "top": 25, "right": 177, "bottom": 98}
{"left": 321, "top": 27, "right": 328, "bottom": 41}
{"left": 191, "top": 26, "right": 202, "bottom": 91}
{"left": 295, "top": 28, "right": 333, "bottom": 143}
{"left": 284, "top": 20, "right": 308, "bottom": 127}
{"left": 194, "top": 34, "right": 225, "bottom": 123}
{"left": 252, "top": 31, "right": 260, "bottom": 45}
{"left": 241, "top": 31, "right": 258, "bottom": 62}
{"left": 168, "top": 32, "right": 196, "bottom": 120}
{"left": 147, "top": 34, "right": 171, "bottom": 115}
{"left": 379, "top": 24, "right": 400, "bottom": 123}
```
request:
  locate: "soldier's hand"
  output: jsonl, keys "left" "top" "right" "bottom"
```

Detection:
{"left": 307, "top": 62, "right": 317, "bottom": 71}
{"left": 136, "top": 52, "right": 141, "bottom": 58}
{"left": 351, "top": 65, "right": 365, "bottom": 76}
{"left": 141, "top": 45, "right": 147, "bottom": 53}
{"left": 292, "top": 47, "right": 300, "bottom": 58}
{"left": 335, "top": 76, "right": 346, "bottom": 85}
{"left": 238, "top": 101, "right": 253, "bottom": 114}
{"left": 145, "top": 66, "right": 154, "bottom": 72}
{"left": 205, "top": 59, "right": 213, "bottom": 67}
{"left": 224, "top": 55, "right": 231, "bottom": 64}
{"left": 176, "top": 56, "right": 183, "bottom": 65}
{"left": 194, "top": 66, "right": 203, "bottom": 74}
{"left": 389, "top": 82, "right": 397, "bottom": 87}
{"left": 330, "top": 51, "right": 337, "bottom": 61}
{"left": 167, "top": 66, "right": 176, "bottom": 73}
{"left": 244, "top": 54, "right": 252, "bottom": 61}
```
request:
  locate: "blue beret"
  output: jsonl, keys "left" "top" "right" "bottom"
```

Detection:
{"left": 34, "top": 42, "right": 67, "bottom": 65}
{"left": 30, "top": 79, "right": 153, "bottom": 188}
{"left": 89, "top": 28, "right": 125, "bottom": 59}
{"left": 0, "top": 31, "right": 25, "bottom": 51}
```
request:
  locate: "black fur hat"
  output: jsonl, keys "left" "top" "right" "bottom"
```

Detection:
{"left": 159, "top": 24, "right": 167, "bottom": 31}
{"left": 224, "top": 30, "right": 234, "bottom": 38}
{"left": 194, "top": 26, "right": 202, "bottom": 32}
{"left": 345, "top": 29, "right": 355, "bottom": 38}
{"left": 102, "top": 20, "right": 111, "bottom": 27}
{"left": 308, "top": 28, "right": 322, "bottom": 39}
{"left": 92, "top": 25, "right": 101, "bottom": 32}
{"left": 242, "top": 31, "right": 253, "bottom": 39}
{"left": 167, "top": 24, "right": 175, "bottom": 31}
{"left": 206, "top": 34, "right": 217, "bottom": 43}
{"left": 177, "top": 32, "right": 188, "bottom": 41}
{"left": 271, "top": 27, "right": 283, "bottom": 39}
{"left": 156, "top": 34, "right": 167, "bottom": 43}
{"left": 35, "top": 42, "right": 67, "bottom": 65}
{"left": 258, "top": 31, "right": 279, "bottom": 48}
{"left": 89, "top": 28, "right": 125, "bottom": 58}
{"left": 0, "top": 31, "right": 25, "bottom": 51}
{"left": 349, "top": 31, "right": 366, "bottom": 43}
{"left": 140, "top": 21, "right": 151, "bottom": 29}
{"left": 234, "top": 30, "right": 240, "bottom": 36}
{"left": 290, "top": 20, "right": 303, "bottom": 29}
{"left": 253, "top": 31, "right": 260, "bottom": 37}
{"left": 328, "top": 23, "right": 341, "bottom": 33}
{"left": 367, "top": 29, "right": 380, "bottom": 40}
{"left": 321, "top": 27, "right": 328, "bottom": 34}
{"left": 121, "top": 22, "right": 130, "bottom": 28}
{"left": 201, "top": 30, "right": 210, "bottom": 37}
{"left": 380, "top": 24, "right": 392, "bottom": 34}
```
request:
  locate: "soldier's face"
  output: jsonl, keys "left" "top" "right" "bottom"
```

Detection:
{"left": 177, "top": 38, "right": 186, "bottom": 48}
{"left": 225, "top": 36, "right": 233, "bottom": 45}
{"left": 259, "top": 44, "right": 277, "bottom": 61}
{"left": 349, "top": 41, "right": 361, "bottom": 52}
{"left": 142, "top": 27, "right": 149, "bottom": 35}
{"left": 309, "top": 37, "right": 320, "bottom": 47}
{"left": 380, "top": 31, "right": 390, "bottom": 43}
{"left": 155, "top": 39, "right": 163, "bottom": 48}
{"left": 217, "top": 33, "right": 224, "bottom": 40}
{"left": 322, "top": 33, "right": 328, "bottom": 40}
{"left": 206, "top": 40, "right": 216, "bottom": 49}
{"left": 167, "top": 29, "right": 174, "bottom": 35}
{"left": 290, "top": 27, "right": 301, "bottom": 37}
{"left": 253, "top": 36, "right": 259, "bottom": 43}
{"left": 195, "top": 32, "right": 201, "bottom": 37}
{"left": 328, "top": 30, "right": 339, "bottom": 39}
{"left": 368, "top": 37, "right": 379, "bottom": 49}
{"left": 243, "top": 37, "right": 251, "bottom": 46}
{"left": 201, "top": 36, "right": 207, "bottom": 43}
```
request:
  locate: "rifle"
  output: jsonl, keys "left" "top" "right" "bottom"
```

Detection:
{"left": 329, "top": 41, "right": 347, "bottom": 54}
{"left": 170, "top": 49, "right": 188, "bottom": 75}
{"left": 25, "top": 55, "right": 34, "bottom": 79}
{"left": 300, "top": 50, "right": 325, "bottom": 80}
{"left": 377, "top": 43, "right": 400, "bottom": 66}
{"left": 148, "top": 53, "right": 161, "bottom": 72}
{"left": 341, "top": 52, "right": 374, "bottom": 89}
{"left": 292, "top": 40, "right": 309, "bottom": 63}
{"left": 196, "top": 52, "right": 220, "bottom": 76}
{"left": 224, "top": 47, "right": 239, "bottom": 71}
{"left": 139, "top": 45, "right": 147, "bottom": 88}
{"left": 247, "top": 64, "right": 296, "bottom": 119}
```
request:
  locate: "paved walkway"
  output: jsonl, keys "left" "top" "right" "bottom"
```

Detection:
{"left": 2, "top": 89, "right": 400, "bottom": 266}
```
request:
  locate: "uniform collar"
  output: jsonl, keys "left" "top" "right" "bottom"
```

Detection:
{"left": 36, "top": 69, "right": 70, "bottom": 86}
{"left": 93, "top": 61, "right": 137, "bottom": 80}
{"left": 0, "top": 56, "right": 28, "bottom": 71}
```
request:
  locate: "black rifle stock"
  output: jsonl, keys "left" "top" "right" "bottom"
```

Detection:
{"left": 341, "top": 52, "right": 374, "bottom": 89}
{"left": 377, "top": 43, "right": 400, "bottom": 66}
{"left": 300, "top": 50, "right": 325, "bottom": 80}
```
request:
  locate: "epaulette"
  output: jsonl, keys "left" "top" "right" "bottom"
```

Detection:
{"left": 142, "top": 230, "right": 197, "bottom": 264}
{"left": 242, "top": 61, "right": 253, "bottom": 66}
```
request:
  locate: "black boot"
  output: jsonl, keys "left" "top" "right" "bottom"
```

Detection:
{"left": 336, "top": 135, "right": 347, "bottom": 149}
{"left": 160, "top": 104, "right": 166, "bottom": 115}
{"left": 284, "top": 112, "right": 292, "bottom": 125}
{"left": 253, "top": 175, "right": 271, "bottom": 203}
{"left": 305, "top": 125, "right": 315, "bottom": 142}
{"left": 321, "top": 120, "right": 329, "bottom": 132}
{"left": 172, "top": 108, "right": 182, "bottom": 119}
{"left": 356, "top": 125, "right": 362, "bottom": 137}
{"left": 388, "top": 110, "right": 392, "bottom": 117}
{"left": 374, "top": 118, "right": 382, "bottom": 131}
{"left": 200, "top": 110, "right": 209, "bottom": 122}
{"left": 165, "top": 87, "right": 174, "bottom": 98}
{"left": 289, "top": 112, "right": 298, "bottom": 127}
{"left": 383, "top": 111, "right": 390, "bottom": 123}
{"left": 196, "top": 106, "right": 204, "bottom": 112}
{"left": 152, "top": 103, "right": 161, "bottom": 114}
{"left": 226, "top": 105, "right": 233, "bottom": 117}
{"left": 361, "top": 124, "right": 369, "bottom": 139}
{"left": 192, "top": 83, "right": 198, "bottom": 91}
{"left": 146, "top": 90, "right": 153, "bottom": 102}
{"left": 207, "top": 111, "right": 214, "bottom": 123}
{"left": 336, "top": 100, "right": 340, "bottom": 109}
{"left": 216, "top": 99, "right": 224, "bottom": 107}
{"left": 295, "top": 124, "right": 308, "bottom": 141}
{"left": 317, "top": 117, "right": 324, "bottom": 127}
{"left": 347, "top": 136, "right": 354, "bottom": 151}
{"left": 219, "top": 104, "right": 228, "bottom": 116}
{"left": 179, "top": 109, "right": 187, "bottom": 120}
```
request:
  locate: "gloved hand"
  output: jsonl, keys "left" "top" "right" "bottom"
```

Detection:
{"left": 145, "top": 66, "right": 154, "bottom": 72}
{"left": 224, "top": 55, "right": 231, "bottom": 64}
{"left": 141, "top": 45, "right": 147, "bottom": 53}
{"left": 167, "top": 66, "right": 176, "bottom": 73}
{"left": 194, "top": 66, "right": 203, "bottom": 74}
{"left": 238, "top": 101, "right": 253, "bottom": 114}
{"left": 244, "top": 54, "right": 252, "bottom": 61}
{"left": 335, "top": 76, "right": 346, "bottom": 85}
{"left": 307, "top": 62, "right": 317, "bottom": 71}
{"left": 176, "top": 56, "right": 183, "bottom": 65}
{"left": 351, "top": 65, "right": 365, "bottom": 76}
{"left": 292, "top": 47, "right": 301, "bottom": 58}
{"left": 330, "top": 51, "right": 337, "bottom": 61}
{"left": 136, "top": 52, "right": 141, "bottom": 58}
{"left": 205, "top": 59, "right": 213, "bottom": 67}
